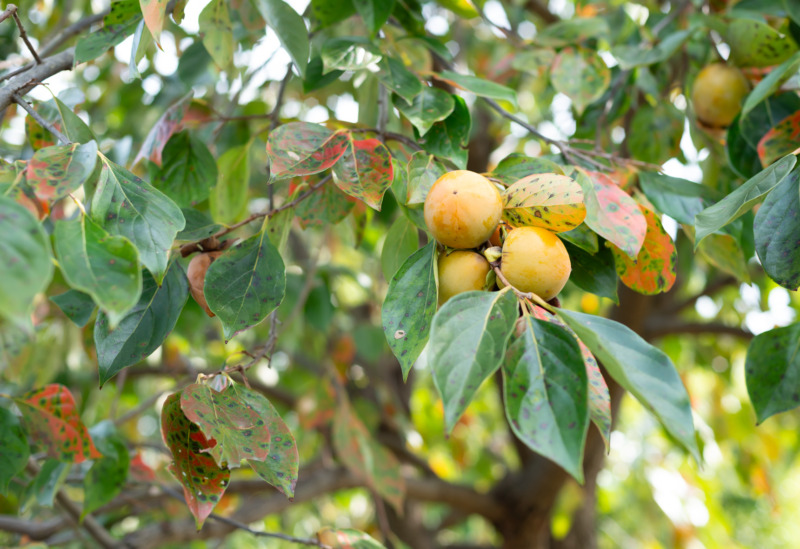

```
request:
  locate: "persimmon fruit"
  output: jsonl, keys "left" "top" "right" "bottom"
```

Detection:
{"left": 424, "top": 170, "right": 503, "bottom": 249}
{"left": 438, "top": 250, "right": 491, "bottom": 305}
{"left": 500, "top": 227, "right": 571, "bottom": 300}
{"left": 188, "top": 251, "right": 223, "bottom": 317}
{"left": 692, "top": 63, "right": 749, "bottom": 129}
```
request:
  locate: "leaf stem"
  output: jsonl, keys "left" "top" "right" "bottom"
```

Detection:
{"left": 492, "top": 265, "right": 556, "bottom": 313}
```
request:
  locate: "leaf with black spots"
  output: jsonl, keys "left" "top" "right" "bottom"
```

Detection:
{"left": 266, "top": 122, "right": 349, "bottom": 179}
{"left": 754, "top": 168, "right": 800, "bottom": 290}
{"left": 75, "top": 0, "right": 142, "bottom": 63}
{"left": 382, "top": 241, "right": 437, "bottom": 379}
{"left": 503, "top": 315, "right": 589, "bottom": 482}
{"left": 757, "top": 111, "right": 800, "bottom": 167}
{"left": 50, "top": 289, "right": 96, "bottom": 327}
{"left": 134, "top": 92, "right": 193, "bottom": 166}
{"left": 25, "top": 141, "right": 98, "bottom": 202}
{"left": 94, "top": 262, "right": 188, "bottom": 385}
{"left": 502, "top": 173, "right": 586, "bottom": 233}
{"left": 16, "top": 384, "right": 102, "bottom": 463}
{"left": 333, "top": 133, "right": 394, "bottom": 210}
{"left": 161, "top": 391, "right": 229, "bottom": 528}
{"left": 152, "top": 131, "right": 217, "bottom": 207}
{"left": 203, "top": 229, "right": 286, "bottom": 341}
{"left": 745, "top": 323, "right": 800, "bottom": 423}
{"left": 234, "top": 386, "right": 299, "bottom": 498}
{"left": 199, "top": 0, "right": 233, "bottom": 69}
{"left": 91, "top": 156, "right": 185, "bottom": 284}
{"left": 430, "top": 288, "right": 518, "bottom": 433}
{"left": 392, "top": 87, "right": 455, "bottom": 135}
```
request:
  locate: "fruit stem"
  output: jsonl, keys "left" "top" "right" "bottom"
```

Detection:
{"left": 491, "top": 265, "right": 556, "bottom": 313}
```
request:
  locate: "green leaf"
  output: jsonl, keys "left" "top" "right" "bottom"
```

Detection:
{"left": 94, "top": 263, "right": 188, "bottom": 386}
{"left": 75, "top": 0, "right": 142, "bottom": 64}
{"left": 92, "top": 156, "right": 186, "bottom": 284}
{"left": 557, "top": 310, "right": 699, "bottom": 461}
{"left": 536, "top": 16, "right": 609, "bottom": 47}
{"left": 550, "top": 47, "right": 611, "bottom": 114}
{"left": 199, "top": 0, "right": 234, "bottom": 69}
{"left": 438, "top": 70, "right": 517, "bottom": 106}
{"left": 0, "top": 196, "right": 53, "bottom": 328}
{"left": 303, "top": 56, "right": 344, "bottom": 93}
{"left": 235, "top": 386, "right": 299, "bottom": 498}
{"left": 25, "top": 141, "right": 98, "bottom": 202}
{"left": 420, "top": 95, "right": 471, "bottom": 169}
{"left": 21, "top": 459, "right": 70, "bottom": 511}
{"left": 53, "top": 98, "right": 96, "bottom": 143}
{"left": 381, "top": 215, "right": 419, "bottom": 281}
{"left": 381, "top": 241, "right": 437, "bottom": 378}
{"left": 611, "top": 30, "right": 692, "bottom": 70}
{"left": 638, "top": 172, "right": 710, "bottom": 226}
{"left": 128, "top": 18, "right": 149, "bottom": 79}
{"left": 742, "top": 51, "right": 800, "bottom": 118}
{"left": 321, "top": 37, "right": 382, "bottom": 73}
{"left": 82, "top": 427, "right": 129, "bottom": 518}
{"left": 754, "top": 168, "right": 800, "bottom": 289}
{"left": 50, "top": 290, "right": 96, "bottom": 327}
{"left": 406, "top": 151, "right": 446, "bottom": 205}
{"left": 152, "top": 131, "right": 217, "bottom": 207}
{"left": 180, "top": 383, "right": 272, "bottom": 467}
{"left": 210, "top": 144, "right": 251, "bottom": 224}
{"left": 430, "top": 288, "right": 518, "bottom": 433}
{"left": 698, "top": 233, "right": 751, "bottom": 282}
{"left": 727, "top": 18, "right": 798, "bottom": 68}
{"left": 177, "top": 208, "right": 222, "bottom": 241}
{"left": 54, "top": 216, "right": 142, "bottom": 328}
{"left": 489, "top": 153, "right": 564, "bottom": 185}
{"left": 353, "top": 0, "right": 394, "bottom": 35}
{"left": 310, "top": 0, "right": 356, "bottom": 28}
{"left": 0, "top": 408, "right": 29, "bottom": 496}
{"left": 745, "top": 323, "right": 800, "bottom": 423}
{"left": 562, "top": 240, "right": 618, "bottom": 303}
{"left": 393, "top": 87, "right": 455, "bottom": 135}
{"left": 503, "top": 316, "right": 589, "bottom": 482}
{"left": 694, "top": 154, "right": 796, "bottom": 247}
{"left": 256, "top": 0, "right": 309, "bottom": 77}
{"left": 377, "top": 56, "right": 423, "bottom": 103}
{"left": 560, "top": 224, "right": 599, "bottom": 253}
{"left": 204, "top": 229, "right": 286, "bottom": 341}
{"left": 628, "top": 103, "right": 684, "bottom": 165}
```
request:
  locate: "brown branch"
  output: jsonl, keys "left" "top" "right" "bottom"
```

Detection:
{"left": 8, "top": 6, "right": 43, "bottom": 63}
{"left": 0, "top": 49, "right": 74, "bottom": 111}
{"left": 0, "top": 515, "right": 68, "bottom": 540}
{"left": 12, "top": 93, "right": 71, "bottom": 144}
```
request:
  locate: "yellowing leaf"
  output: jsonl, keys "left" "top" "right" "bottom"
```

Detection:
{"left": 502, "top": 173, "right": 586, "bottom": 232}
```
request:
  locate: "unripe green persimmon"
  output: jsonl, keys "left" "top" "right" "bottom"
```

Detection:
{"left": 438, "top": 250, "right": 491, "bottom": 305}
{"left": 692, "top": 63, "right": 749, "bottom": 129}
{"left": 500, "top": 227, "right": 571, "bottom": 300}
{"left": 424, "top": 170, "right": 503, "bottom": 249}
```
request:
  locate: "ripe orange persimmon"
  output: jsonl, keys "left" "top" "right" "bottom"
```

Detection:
{"left": 500, "top": 227, "right": 571, "bottom": 300}
{"left": 424, "top": 170, "right": 503, "bottom": 249}
{"left": 438, "top": 250, "right": 491, "bottom": 305}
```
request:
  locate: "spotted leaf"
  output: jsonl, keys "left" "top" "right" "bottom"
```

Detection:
{"left": 382, "top": 241, "right": 438, "bottom": 380}
{"left": 267, "top": 122, "right": 349, "bottom": 179}
{"left": 576, "top": 169, "right": 646, "bottom": 259}
{"left": 317, "top": 527, "right": 386, "bottom": 548}
{"left": 25, "top": 115, "right": 57, "bottom": 150}
{"left": 754, "top": 168, "right": 800, "bottom": 290}
{"left": 91, "top": 156, "right": 185, "bottom": 284}
{"left": 234, "top": 386, "right": 299, "bottom": 499}
{"left": 392, "top": 87, "right": 456, "bottom": 135}
{"left": 406, "top": 151, "right": 446, "bottom": 205}
{"left": 332, "top": 399, "right": 405, "bottom": 513}
{"left": 502, "top": 173, "right": 586, "bottom": 232}
{"left": 610, "top": 206, "right": 676, "bottom": 295}
{"left": 0, "top": 407, "right": 29, "bottom": 495}
{"left": 292, "top": 178, "right": 355, "bottom": 228}
{"left": 503, "top": 315, "right": 589, "bottom": 482}
{"left": 161, "top": 391, "right": 230, "bottom": 528}
{"left": 550, "top": 47, "right": 610, "bottom": 114}
{"left": 531, "top": 306, "right": 611, "bottom": 449}
{"left": 203, "top": 229, "right": 286, "bottom": 341}
{"left": 757, "top": 111, "right": 800, "bottom": 167}
{"left": 489, "top": 153, "right": 564, "bottom": 186}
{"left": 199, "top": 0, "right": 233, "bottom": 69}
{"left": 25, "top": 142, "right": 98, "bottom": 202}
{"left": 180, "top": 383, "right": 271, "bottom": 468}
{"left": 54, "top": 215, "right": 142, "bottom": 328}
{"left": 134, "top": 92, "right": 193, "bottom": 166}
{"left": 333, "top": 134, "right": 394, "bottom": 210}
{"left": 75, "top": 0, "right": 142, "bottom": 64}
{"left": 16, "top": 384, "right": 102, "bottom": 463}
{"left": 430, "top": 288, "right": 518, "bottom": 433}
{"left": 727, "top": 18, "right": 798, "bottom": 68}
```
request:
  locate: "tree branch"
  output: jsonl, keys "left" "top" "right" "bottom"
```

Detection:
{"left": 0, "top": 515, "right": 68, "bottom": 540}
{"left": 645, "top": 321, "right": 753, "bottom": 340}
{"left": 8, "top": 5, "right": 43, "bottom": 64}
{"left": 0, "top": 49, "right": 74, "bottom": 112}
{"left": 12, "top": 93, "right": 71, "bottom": 144}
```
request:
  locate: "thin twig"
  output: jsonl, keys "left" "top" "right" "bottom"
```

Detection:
{"left": 492, "top": 265, "right": 555, "bottom": 312}
{"left": 160, "top": 484, "right": 331, "bottom": 548}
{"left": 12, "top": 93, "right": 71, "bottom": 144}
{"left": 0, "top": 5, "right": 16, "bottom": 24}
{"left": 10, "top": 7, "right": 43, "bottom": 64}
{"left": 651, "top": 0, "right": 692, "bottom": 37}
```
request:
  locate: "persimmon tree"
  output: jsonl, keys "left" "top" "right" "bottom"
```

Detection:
{"left": 1, "top": 0, "right": 800, "bottom": 548}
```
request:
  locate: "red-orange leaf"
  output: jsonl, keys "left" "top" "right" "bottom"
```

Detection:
{"left": 610, "top": 206, "right": 677, "bottom": 295}
{"left": 267, "top": 122, "right": 349, "bottom": 179}
{"left": 16, "top": 384, "right": 102, "bottom": 463}
{"left": 140, "top": 0, "right": 168, "bottom": 46}
{"left": 332, "top": 134, "right": 394, "bottom": 210}
{"left": 502, "top": 173, "right": 586, "bottom": 232}
{"left": 757, "top": 111, "right": 800, "bottom": 167}
{"left": 577, "top": 169, "right": 646, "bottom": 259}
{"left": 134, "top": 92, "right": 193, "bottom": 166}
{"left": 161, "top": 391, "right": 230, "bottom": 528}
